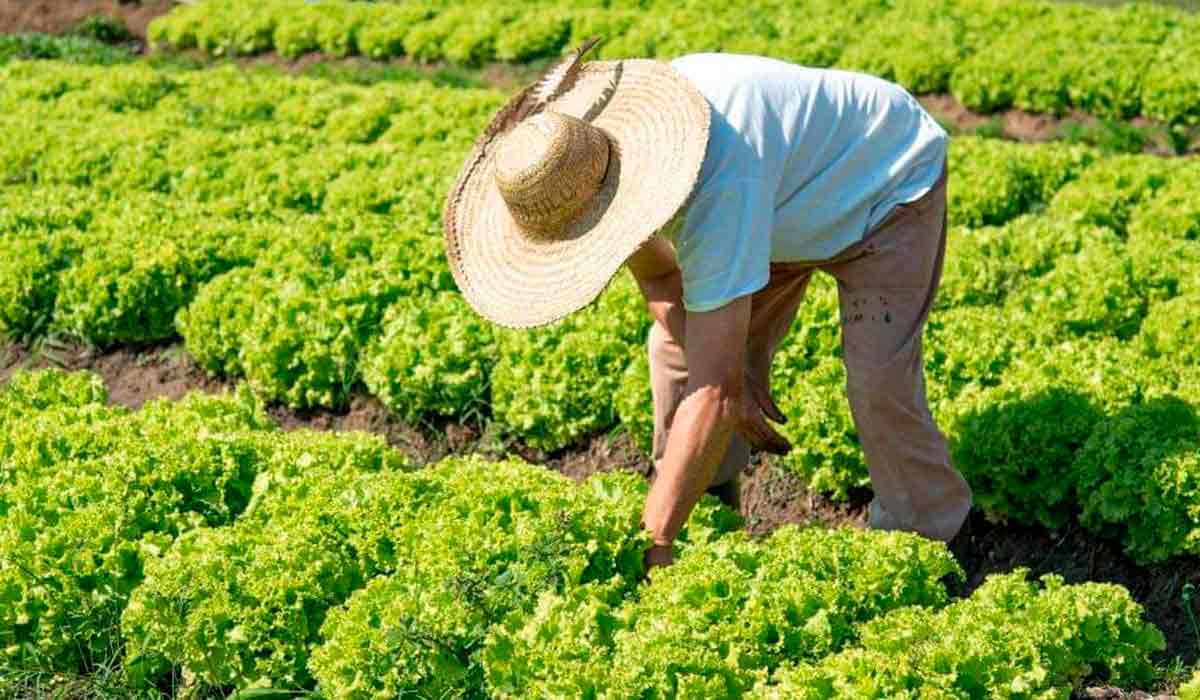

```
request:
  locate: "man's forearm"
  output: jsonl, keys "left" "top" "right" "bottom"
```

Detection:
{"left": 642, "top": 387, "right": 736, "bottom": 545}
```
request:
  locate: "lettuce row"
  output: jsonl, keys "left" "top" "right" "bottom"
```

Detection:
{"left": 148, "top": 0, "right": 1200, "bottom": 125}
{"left": 126, "top": 451, "right": 730, "bottom": 694}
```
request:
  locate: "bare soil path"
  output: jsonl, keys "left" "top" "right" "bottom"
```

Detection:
{"left": 0, "top": 0, "right": 174, "bottom": 39}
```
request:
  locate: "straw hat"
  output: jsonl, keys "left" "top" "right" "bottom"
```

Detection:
{"left": 443, "top": 39, "right": 711, "bottom": 328}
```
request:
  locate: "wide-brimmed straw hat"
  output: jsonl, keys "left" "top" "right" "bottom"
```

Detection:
{"left": 443, "top": 38, "right": 711, "bottom": 328}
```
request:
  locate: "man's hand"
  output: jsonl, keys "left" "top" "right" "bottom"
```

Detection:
{"left": 739, "top": 370, "right": 790, "bottom": 455}
{"left": 642, "top": 543, "right": 675, "bottom": 576}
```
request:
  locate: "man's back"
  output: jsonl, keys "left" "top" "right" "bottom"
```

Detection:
{"left": 667, "top": 53, "right": 948, "bottom": 311}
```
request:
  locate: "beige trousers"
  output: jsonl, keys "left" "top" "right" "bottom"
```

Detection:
{"left": 648, "top": 170, "right": 972, "bottom": 543}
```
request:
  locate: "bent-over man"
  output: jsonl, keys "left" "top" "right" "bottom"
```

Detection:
{"left": 443, "top": 40, "right": 973, "bottom": 571}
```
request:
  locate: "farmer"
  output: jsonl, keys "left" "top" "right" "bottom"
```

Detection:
{"left": 443, "top": 41, "right": 973, "bottom": 570}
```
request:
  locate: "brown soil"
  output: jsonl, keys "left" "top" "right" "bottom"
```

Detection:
{"left": 920, "top": 93, "right": 1072, "bottom": 142}
{"left": 2, "top": 338, "right": 1197, "bottom": 694}
{"left": 0, "top": 0, "right": 174, "bottom": 40}
{"left": 740, "top": 456, "right": 869, "bottom": 536}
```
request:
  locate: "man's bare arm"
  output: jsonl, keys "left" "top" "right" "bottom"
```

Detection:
{"left": 627, "top": 234, "right": 788, "bottom": 428}
{"left": 626, "top": 235, "right": 687, "bottom": 348}
{"left": 641, "top": 297, "right": 791, "bottom": 548}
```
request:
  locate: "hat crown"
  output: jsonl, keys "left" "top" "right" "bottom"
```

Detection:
{"left": 493, "top": 111, "right": 610, "bottom": 240}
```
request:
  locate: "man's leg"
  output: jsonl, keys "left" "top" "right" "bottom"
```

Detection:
{"left": 822, "top": 174, "right": 972, "bottom": 543}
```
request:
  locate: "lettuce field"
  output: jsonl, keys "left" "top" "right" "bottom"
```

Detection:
{"left": 1, "top": 0, "right": 1199, "bottom": 697}
{"left": 0, "top": 370, "right": 1177, "bottom": 698}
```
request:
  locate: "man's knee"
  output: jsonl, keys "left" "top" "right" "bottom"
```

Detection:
{"left": 845, "top": 368, "right": 918, "bottom": 419}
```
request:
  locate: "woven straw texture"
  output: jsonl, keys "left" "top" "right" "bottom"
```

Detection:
{"left": 444, "top": 59, "right": 711, "bottom": 328}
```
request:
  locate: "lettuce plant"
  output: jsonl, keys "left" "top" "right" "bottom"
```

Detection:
{"left": 363, "top": 292, "right": 497, "bottom": 424}
{"left": 485, "top": 526, "right": 959, "bottom": 699}
{"left": 1048, "top": 154, "right": 1175, "bottom": 236}
{"left": 1075, "top": 396, "right": 1200, "bottom": 563}
{"left": 755, "top": 570, "right": 1164, "bottom": 698}
{"left": 0, "top": 391, "right": 272, "bottom": 672}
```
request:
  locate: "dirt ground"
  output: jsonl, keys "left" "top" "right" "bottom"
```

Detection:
{"left": 2, "top": 339, "right": 1196, "bottom": 695}
{"left": 0, "top": 0, "right": 174, "bottom": 39}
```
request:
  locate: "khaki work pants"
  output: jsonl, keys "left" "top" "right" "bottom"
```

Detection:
{"left": 648, "top": 170, "right": 973, "bottom": 543}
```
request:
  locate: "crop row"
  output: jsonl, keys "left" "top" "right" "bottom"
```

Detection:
{"left": 148, "top": 0, "right": 1200, "bottom": 126}
{"left": 0, "top": 60, "right": 1198, "bottom": 563}
{"left": 0, "top": 368, "right": 1167, "bottom": 698}
{"left": 0, "top": 33, "right": 135, "bottom": 66}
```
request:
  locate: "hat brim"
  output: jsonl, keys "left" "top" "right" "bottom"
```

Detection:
{"left": 444, "top": 59, "right": 711, "bottom": 328}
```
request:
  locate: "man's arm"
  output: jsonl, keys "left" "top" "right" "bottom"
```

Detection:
{"left": 641, "top": 296, "right": 792, "bottom": 551}
{"left": 626, "top": 235, "right": 687, "bottom": 348}
{"left": 626, "top": 233, "right": 789, "bottom": 426}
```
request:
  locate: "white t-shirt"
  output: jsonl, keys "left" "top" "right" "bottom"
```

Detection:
{"left": 665, "top": 53, "right": 949, "bottom": 312}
